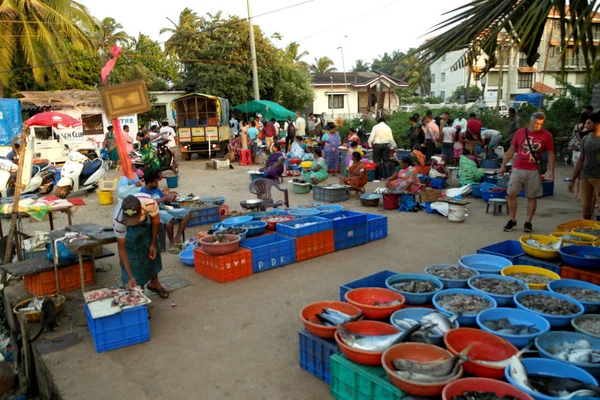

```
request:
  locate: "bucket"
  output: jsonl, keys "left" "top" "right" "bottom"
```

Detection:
{"left": 97, "top": 190, "right": 113, "bottom": 205}
{"left": 382, "top": 193, "right": 401, "bottom": 210}
{"left": 448, "top": 203, "right": 466, "bottom": 222}
{"left": 166, "top": 174, "right": 179, "bottom": 188}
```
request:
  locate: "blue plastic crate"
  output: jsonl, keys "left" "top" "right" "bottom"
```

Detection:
{"left": 366, "top": 214, "right": 388, "bottom": 242}
{"left": 333, "top": 225, "right": 368, "bottom": 251}
{"left": 323, "top": 211, "right": 368, "bottom": 229}
{"left": 299, "top": 329, "right": 339, "bottom": 384}
{"left": 517, "top": 255, "right": 562, "bottom": 274}
{"left": 430, "top": 177, "right": 446, "bottom": 189}
{"left": 340, "top": 270, "right": 398, "bottom": 301}
{"left": 418, "top": 175, "right": 431, "bottom": 186}
{"left": 482, "top": 158, "right": 501, "bottom": 169}
{"left": 485, "top": 176, "right": 499, "bottom": 185}
{"left": 85, "top": 303, "right": 150, "bottom": 353}
{"left": 477, "top": 240, "right": 525, "bottom": 264}
{"left": 276, "top": 216, "right": 333, "bottom": 238}
{"left": 240, "top": 233, "right": 296, "bottom": 273}
{"left": 187, "top": 206, "right": 220, "bottom": 227}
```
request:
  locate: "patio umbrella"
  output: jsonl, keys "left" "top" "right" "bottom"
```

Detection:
{"left": 24, "top": 112, "right": 83, "bottom": 128}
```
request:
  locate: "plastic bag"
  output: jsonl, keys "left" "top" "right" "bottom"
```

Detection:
{"left": 46, "top": 242, "right": 76, "bottom": 265}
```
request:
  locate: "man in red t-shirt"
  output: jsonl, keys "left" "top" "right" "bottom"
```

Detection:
{"left": 500, "top": 112, "right": 555, "bottom": 233}
{"left": 465, "top": 113, "right": 482, "bottom": 154}
{"left": 263, "top": 119, "right": 277, "bottom": 151}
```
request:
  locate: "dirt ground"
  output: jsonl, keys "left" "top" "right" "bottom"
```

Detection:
{"left": 10, "top": 158, "right": 588, "bottom": 400}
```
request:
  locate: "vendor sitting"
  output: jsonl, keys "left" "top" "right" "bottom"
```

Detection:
{"left": 288, "top": 135, "right": 306, "bottom": 159}
{"left": 339, "top": 151, "right": 368, "bottom": 194}
{"left": 410, "top": 149, "right": 429, "bottom": 176}
{"left": 386, "top": 156, "right": 421, "bottom": 194}
{"left": 458, "top": 148, "right": 484, "bottom": 186}
{"left": 260, "top": 143, "right": 285, "bottom": 181}
{"left": 301, "top": 147, "right": 328, "bottom": 184}
{"left": 113, "top": 193, "right": 169, "bottom": 298}
{"left": 140, "top": 169, "right": 190, "bottom": 253}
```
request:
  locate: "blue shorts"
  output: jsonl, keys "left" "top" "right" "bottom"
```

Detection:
{"left": 159, "top": 208, "right": 190, "bottom": 224}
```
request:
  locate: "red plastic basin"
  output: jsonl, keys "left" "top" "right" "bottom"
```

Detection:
{"left": 382, "top": 343, "right": 463, "bottom": 397}
{"left": 383, "top": 193, "right": 401, "bottom": 210}
{"left": 300, "top": 301, "right": 362, "bottom": 339}
{"left": 345, "top": 287, "right": 405, "bottom": 319}
{"left": 444, "top": 328, "right": 519, "bottom": 379}
{"left": 261, "top": 215, "right": 295, "bottom": 230}
{"left": 199, "top": 234, "right": 241, "bottom": 255}
{"left": 442, "top": 378, "right": 534, "bottom": 400}
{"left": 289, "top": 158, "right": 302, "bottom": 165}
{"left": 334, "top": 320, "right": 399, "bottom": 365}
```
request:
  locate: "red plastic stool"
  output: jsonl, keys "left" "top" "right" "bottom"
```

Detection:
{"left": 239, "top": 149, "right": 253, "bottom": 166}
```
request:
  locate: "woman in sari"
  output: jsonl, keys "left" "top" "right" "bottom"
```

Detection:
{"left": 301, "top": 148, "right": 328, "bottom": 184}
{"left": 324, "top": 123, "right": 341, "bottom": 172}
{"left": 260, "top": 143, "right": 285, "bottom": 181}
{"left": 288, "top": 135, "right": 305, "bottom": 159}
{"left": 339, "top": 152, "right": 368, "bottom": 193}
{"left": 386, "top": 157, "right": 421, "bottom": 194}
{"left": 458, "top": 148, "right": 484, "bottom": 186}
{"left": 347, "top": 128, "right": 360, "bottom": 146}
{"left": 104, "top": 126, "right": 119, "bottom": 163}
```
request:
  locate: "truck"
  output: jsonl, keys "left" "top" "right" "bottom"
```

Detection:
{"left": 170, "top": 93, "right": 232, "bottom": 160}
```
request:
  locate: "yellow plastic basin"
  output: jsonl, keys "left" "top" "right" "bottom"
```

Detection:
{"left": 550, "top": 231, "right": 597, "bottom": 246}
{"left": 501, "top": 265, "right": 560, "bottom": 290}
{"left": 300, "top": 161, "right": 313, "bottom": 169}
{"left": 519, "top": 234, "right": 560, "bottom": 260}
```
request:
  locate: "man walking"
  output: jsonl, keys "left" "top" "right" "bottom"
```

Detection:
{"left": 263, "top": 118, "right": 277, "bottom": 151}
{"left": 368, "top": 117, "right": 397, "bottom": 179}
{"left": 500, "top": 112, "right": 555, "bottom": 232}
{"left": 295, "top": 112, "right": 306, "bottom": 137}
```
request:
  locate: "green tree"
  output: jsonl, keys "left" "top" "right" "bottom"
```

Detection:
{"left": 544, "top": 96, "right": 579, "bottom": 137}
{"left": 160, "top": 7, "right": 202, "bottom": 60}
{"left": 285, "top": 42, "right": 309, "bottom": 69}
{"left": 448, "top": 85, "right": 483, "bottom": 103}
{"left": 371, "top": 51, "right": 405, "bottom": 75}
{"left": 0, "top": 0, "right": 96, "bottom": 96}
{"left": 393, "top": 50, "right": 431, "bottom": 95}
{"left": 352, "top": 59, "right": 370, "bottom": 72}
{"left": 167, "top": 12, "right": 313, "bottom": 110}
{"left": 91, "top": 17, "right": 131, "bottom": 62}
{"left": 418, "top": 1, "right": 599, "bottom": 92}
{"left": 309, "top": 57, "right": 337, "bottom": 74}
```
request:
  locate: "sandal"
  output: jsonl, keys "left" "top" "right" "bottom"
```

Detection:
{"left": 168, "top": 247, "right": 179, "bottom": 254}
{"left": 147, "top": 285, "right": 169, "bottom": 299}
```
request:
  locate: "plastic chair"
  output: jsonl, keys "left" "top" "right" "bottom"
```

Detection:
{"left": 239, "top": 149, "right": 253, "bottom": 166}
{"left": 249, "top": 178, "right": 289, "bottom": 211}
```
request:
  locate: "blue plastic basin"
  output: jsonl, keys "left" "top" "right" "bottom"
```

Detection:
{"left": 477, "top": 307, "right": 550, "bottom": 349}
{"left": 178, "top": 246, "right": 195, "bottom": 266}
{"left": 432, "top": 288, "right": 497, "bottom": 326}
{"left": 425, "top": 264, "right": 479, "bottom": 288}
{"left": 459, "top": 254, "right": 512, "bottom": 275}
{"left": 202, "top": 196, "right": 225, "bottom": 206}
{"left": 288, "top": 208, "right": 321, "bottom": 217}
{"left": 468, "top": 274, "right": 527, "bottom": 307}
{"left": 247, "top": 211, "right": 277, "bottom": 220}
{"left": 222, "top": 216, "right": 253, "bottom": 227}
{"left": 505, "top": 358, "right": 598, "bottom": 400}
{"left": 385, "top": 273, "right": 443, "bottom": 305}
{"left": 232, "top": 221, "right": 267, "bottom": 237}
{"left": 514, "top": 290, "right": 585, "bottom": 328}
{"left": 390, "top": 307, "right": 459, "bottom": 346}
{"left": 535, "top": 331, "right": 600, "bottom": 377}
{"left": 559, "top": 245, "right": 600, "bottom": 269}
{"left": 548, "top": 279, "right": 600, "bottom": 313}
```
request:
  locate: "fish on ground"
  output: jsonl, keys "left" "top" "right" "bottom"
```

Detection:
{"left": 548, "top": 339, "right": 600, "bottom": 364}
{"left": 392, "top": 344, "right": 473, "bottom": 377}
{"left": 393, "top": 312, "right": 459, "bottom": 338}
{"left": 392, "top": 280, "right": 439, "bottom": 293}
{"left": 519, "top": 294, "right": 581, "bottom": 316}
{"left": 393, "top": 353, "right": 467, "bottom": 384}
{"left": 436, "top": 293, "right": 493, "bottom": 315}
{"left": 315, "top": 308, "right": 362, "bottom": 326}
{"left": 555, "top": 287, "right": 600, "bottom": 303}
{"left": 428, "top": 265, "right": 477, "bottom": 280}
{"left": 507, "top": 273, "right": 553, "bottom": 285}
{"left": 474, "top": 343, "right": 532, "bottom": 368}
{"left": 481, "top": 318, "right": 540, "bottom": 335}
{"left": 336, "top": 323, "right": 422, "bottom": 352}
{"left": 470, "top": 277, "right": 525, "bottom": 296}
{"left": 525, "top": 236, "right": 563, "bottom": 250}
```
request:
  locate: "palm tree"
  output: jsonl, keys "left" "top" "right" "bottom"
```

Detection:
{"left": 0, "top": 0, "right": 96, "bottom": 94}
{"left": 309, "top": 56, "right": 337, "bottom": 74}
{"left": 160, "top": 7, "right": 201, "bottom": 59}
{"left": 91, "top": 17, "right": 131, "bottom": 62}
{"left": 394, "top": 51, "right": 430, "bottom": 95}
{"left": 418, "top": 1, "right": 598, "bottom": 78}
{"left": 352, "top": 59, "right": 370, "bottom": 72}
{"left": 286, "top": 42, "right": 309, "bottom": 63}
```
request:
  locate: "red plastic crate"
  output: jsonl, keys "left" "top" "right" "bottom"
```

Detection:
{"left": 194, "top": 247, "right": 253, "bottom": 283}
{"left": 24, "top": 261, "right": 94, "bottom": 296}
{"left": 295, "top": 230, "right": 334, "bottom": 262}
{"left": 560, "top": 266, "right": 600, "bottom": 285}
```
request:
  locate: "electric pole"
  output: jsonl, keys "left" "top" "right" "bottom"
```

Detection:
{"left": 247, "top": 0, "right": 260, "bottom": 100}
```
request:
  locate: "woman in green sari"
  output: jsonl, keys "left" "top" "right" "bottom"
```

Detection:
{"left": 104, "top": 126, "right": 119, "bottom": 163}
{"left": 301, "top": 148, "right": 328, "bottom": 184}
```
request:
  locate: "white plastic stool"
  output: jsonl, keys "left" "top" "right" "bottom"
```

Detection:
{"left": 486, "top": 198, "right": 508, "bottom": 216}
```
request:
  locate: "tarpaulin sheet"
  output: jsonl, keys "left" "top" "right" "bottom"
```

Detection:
{"left": 0, "top": 99, "right": 22, "bottom": 145}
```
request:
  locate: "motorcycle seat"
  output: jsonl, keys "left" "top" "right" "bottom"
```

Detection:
{"left": 82, "top": 159, "right": 102, "bottom": 176}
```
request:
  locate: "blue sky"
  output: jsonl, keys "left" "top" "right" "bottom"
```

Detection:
{"left": 81, "top": 0, "right": 466, "bottom": 71}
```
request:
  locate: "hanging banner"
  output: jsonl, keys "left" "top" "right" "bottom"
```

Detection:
{"left": 0, "top": 99, "right": 22, "bottom": 146}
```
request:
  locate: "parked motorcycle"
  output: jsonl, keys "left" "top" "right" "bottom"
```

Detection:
{"left": 55, "top": 151, "right": 109, "bottom": 199}
{"left": 133, "top": 139, "right": 177, "bottom": 173}
{"left": 0, "top": 158, "right": 56, "bottom": 198}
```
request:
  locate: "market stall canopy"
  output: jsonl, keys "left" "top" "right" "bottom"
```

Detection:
{"left": 24, "top": 111, "right": 82, "bottom": 128}
{"left": 233, "top": 100, "right": 296, "bottom": 121}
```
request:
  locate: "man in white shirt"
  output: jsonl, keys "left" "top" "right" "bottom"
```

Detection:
{"left": 368, "top": 117, "right": 397, "bottom": 179}
{"left": 481, "top": 129, "right": 502, "bottom": 156}
{"left": 159, "top": 121, "right": 177, "bottom": 150}
{"left": 229, "top": 116, "right": 239, "bottom": 136}
{"left": 453, "top": 112, "right": 468, "bottom": 134}
{"left": 295, "top": 112, "right": 306, "bottom": 136}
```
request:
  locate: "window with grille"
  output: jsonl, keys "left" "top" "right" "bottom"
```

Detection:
{"left": 328, "top": 94, "right": 344, "bottom": 109}
{"left": 518, "top": 73, "right": 533, "bottom": 89}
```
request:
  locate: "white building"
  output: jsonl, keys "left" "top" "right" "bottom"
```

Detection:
{"left": 310, "top": 72, "right": 408, "bottom": 119}
{"left": 149, "top": 90, "right": 185, "bottom": 126}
